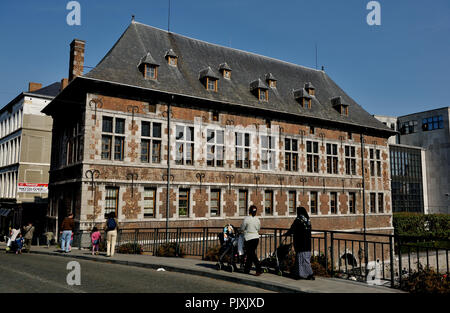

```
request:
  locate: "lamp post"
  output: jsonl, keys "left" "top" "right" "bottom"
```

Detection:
{"left": 360, "top": 133, "right": 368, "bottom": 281}
{"left": 162, "top": 96, "right": 174, "bottom": 242}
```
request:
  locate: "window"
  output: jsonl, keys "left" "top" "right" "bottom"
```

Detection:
{"left": 288, "top": 191, "right": 297, "bottom": 215}
{"left": 345, "top": 146, "right": 356, "bottom": 175}
{"left": 285, "top": 138, "right": 298, "bottom": 172}
{"left": 102, "top": 116, "right": 125, "bottom": 161}
{"left": 310, "top": 191, "right": 318, "bottom": 215}
{"left": 369, "top": 149, "right": 381, "bottom": 177}
{"left": 141, "top": 121, "right": 162, "bottom": 163}
{"left": 179, "top": 189, "right": 190, "bottom": 217}
{"left": 210, "top": 189, "right": 221, "bottom": 217}
{"left": 223, "top": 70, "right": 231, "bottom": 79}
{"left": 239, "top": 190, "right": 248, "bottom": 216}
{"left": 207, "top": 129, "right": 224, "bottom": 167}
{"left": 105, "top": 187, "right": 119, "bottom": 218}
{"left": 348, "top": 132, "right": 352, "bottom": 140}
{"left": 330, "top": 192, "right": 338, "bottom": 214}
{"left": 378, "top": 193, "right": 384, "bottom": 213}
{"left": 206, "top": 78, "right": 217, "bottom": 92}
{"left": 310, "top": 126, "right": 315, "bottom": 135}
{"left": 400, "top": 120, "right": 418, "bottom": 134}
{"left": 349, "top": 192, "right": 356, "bottom": 214}
{"left": 66, "top": 122, "right": 83, "bottom": 165}
{"left": 258, "top": 89, "right": 268, "bottom": 101}
{"left": 268, "top": 80, "right": 276, "bottom": 88}
{"left": 303, "top": 98, "right": 311, "bottom": 109}
{"left": 326, "top": 143, "right": 338, "bottom": 174}
{"left": 261, "top": 135, "right": 276, "bottom": 170}
{"left": 236, "top": 133, "right": 251, "bottom": 169}
{"left": 307, "top": 141, "right": 319, "bottom": 173}
{"left": 145, "top": 64, "right": 157, "bottom": 80}
{"left": 422, "top": 116, "right": 443, "bottom": 131}
{"left": 370, "top": 193, "right": 376, "bottom": 213}
{"left": 168, "top": 56, "right": 177, "bottom": 66}
{"left": 175, "top": 126, "right": 194, "bottom": 165}
{"left": 144, "top": 188, "right": 156, "bottom": 218}
{"left": 264, "top": 190, "right": 273, "bottom": 215}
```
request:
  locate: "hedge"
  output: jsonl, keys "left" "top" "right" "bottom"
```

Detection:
{"left": 393, "top": 213, "right": 450, "bottom": 239}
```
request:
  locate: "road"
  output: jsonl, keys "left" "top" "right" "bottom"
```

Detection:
{"left": 0, "top": 252, "right": 272, "bottom": 293}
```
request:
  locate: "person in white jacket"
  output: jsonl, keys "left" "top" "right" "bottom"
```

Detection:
{"left": 240, "top": 205, "right": 262, "bottom": 276}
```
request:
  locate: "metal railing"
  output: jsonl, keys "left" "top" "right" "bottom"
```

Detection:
{"left": 71, "top": 227, "right": 449, "bottom": 289}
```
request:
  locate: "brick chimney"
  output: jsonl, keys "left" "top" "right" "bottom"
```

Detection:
{"left": 69, "top": 39, "right": 86, "bottom": 82}
{"left": 60, "top": 78, "right": 69, "bottom": 91}
{"left": 28, "top": 82, "right": 42, "bottom": 92}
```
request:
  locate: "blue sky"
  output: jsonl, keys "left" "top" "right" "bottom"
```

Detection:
{"left": 0, "top": 0, "right": 449, "bottom": 116}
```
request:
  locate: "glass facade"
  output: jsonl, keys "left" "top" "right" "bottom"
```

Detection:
{"left": 390, "top": 145, "right": 424, "bottom": 213}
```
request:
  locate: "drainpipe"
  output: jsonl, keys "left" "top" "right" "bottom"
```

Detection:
{"left": 166, "top": 96, "right": 173, "bottom": 242}
{"left": 360, "top": 133, "right": 368, "bottom": 281}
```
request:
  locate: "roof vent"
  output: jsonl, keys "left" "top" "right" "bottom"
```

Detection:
{"left": 219, "top": 63, "right": 232, "bottom": 79}
{"left": 304, "top": 82, "right": 315, "bottom": 96}
{"left": 294, "top": 88, "right": 312, "bottom": 109}
{"left": 265, "top": 73, "right": 277, "bottom": 88}
{"left": 331, "top": 96, "right": 350, "bottom": 116}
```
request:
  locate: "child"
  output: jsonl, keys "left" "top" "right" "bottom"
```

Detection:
{"left": 91, "top": 227, "right": 101, "bottom": 256}
{"left": 15, "top": 233, "right": 24, "bottom": 254}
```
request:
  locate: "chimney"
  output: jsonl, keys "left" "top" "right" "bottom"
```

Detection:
{"left": 60, "top": 78, "right": 69, "bottom": 91}
{"left": 28, "top": 82, "right": 42, "bottom": 92}
{"left": 69, "top": 39, "right": 86, "bottom": 82}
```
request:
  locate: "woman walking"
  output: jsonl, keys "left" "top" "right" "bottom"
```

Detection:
{"left": 105, "top": 212, "right": 119, "bottom": 257}
{"left": 283, "top": 206, "right": 315, "bottom": 280}
{"left": 240, "top": 205, "right": 262, "bottom": 276}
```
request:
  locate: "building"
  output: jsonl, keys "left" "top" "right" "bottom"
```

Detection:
{"left": 42, "top": 21, "right": 396, "bottom": 245}
{"left": 0, "top": 81, "right": 61, "bottom": 237}
{"left": 375, "top": 108, "right": 449, "bottom": 214}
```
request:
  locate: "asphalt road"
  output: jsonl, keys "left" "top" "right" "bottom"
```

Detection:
{"left": 0, "top": 252, "right": 272, "bottom": 293}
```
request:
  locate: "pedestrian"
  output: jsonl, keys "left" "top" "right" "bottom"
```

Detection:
{"left": 6, "top": 224, "right": 21, "bottom": 250}
{"left": 91, "top": 227, "right": 101, "bottom": 256}
{"left": 15, "top": 233, "right": 24, "bottom": 254}
{"left": 60, "top": 213, "right": 74, "bottom": 253}
{"left": 104, "top": 212, "right": 119, "bottom": 257}
{"left": 240, "top": 205, "right": 262, "bottom": 276}
{"left": 282, "top": 206, "right": 315, "bottom": 280}
{"left": 43, "top": 231, "right": 54, "bottom": 248}
{"left": 22, "top": 222, "right": 35, "bottom": 252}
{"left": 68, "top": 232, "right": 74, "bottom": 252}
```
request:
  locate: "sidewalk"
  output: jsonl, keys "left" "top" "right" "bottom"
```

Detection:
{"left": 1, "top": 243, "right": 404, "bottom": 293}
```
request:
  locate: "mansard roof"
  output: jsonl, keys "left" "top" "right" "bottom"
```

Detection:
{"left": 82, "top": 21, "right": 391, "bottom": 133}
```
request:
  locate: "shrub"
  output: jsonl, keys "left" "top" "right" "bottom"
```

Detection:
{"left": 393, "top": 213, "right": 450, "bottom": 239}
{"left": 401, "top": 264, "right": 450, "bottom": 294}
{"left": 282, "top": 250, "right": 331, "bottom": 278}
{"left": 117, "top": 243, "right": 143, "bottom": 254}
{"left": 156, "top": 243, "right": 184, "bottom": 258}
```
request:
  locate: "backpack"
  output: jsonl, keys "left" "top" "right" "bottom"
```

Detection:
{"left": 107, "top": 218, "right": 116, "bottom": 231}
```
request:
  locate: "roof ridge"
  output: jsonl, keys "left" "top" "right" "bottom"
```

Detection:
{"left": 133, "top": 21, "right": 324, "bottom": 74}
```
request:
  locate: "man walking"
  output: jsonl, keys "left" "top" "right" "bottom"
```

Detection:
{"left": 22, "top": 222, "right": 35, "bottom": 252}
{"left": 60, "top": 213, "right": 74, "bottom": 253}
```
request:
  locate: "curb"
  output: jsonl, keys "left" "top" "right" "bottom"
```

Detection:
{"left": 28, "top": 249, "right": 305, "bottom": 293}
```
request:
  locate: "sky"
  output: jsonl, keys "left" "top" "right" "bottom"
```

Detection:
{"left": 0, "top": 0, "right": 449, "bottom": 117}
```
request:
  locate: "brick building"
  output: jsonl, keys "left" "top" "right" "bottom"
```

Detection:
{"left": 42, "top": 21, "right": 396, "bottom": 238}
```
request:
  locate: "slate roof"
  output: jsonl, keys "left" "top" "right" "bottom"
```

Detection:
{"left": 199, "top": 66, "right": 219, "bottom": 80}
{"left": 28, "top": 82, "right": 61, "bottom": 98}
{"left": 138, "top": 52, "right": 159, "bottom": 67}
{"left": 293, "top": 88, "right": 312, "bottom": 100}
{"left": 85, "top": 21, "right": 392, "bottom": 133}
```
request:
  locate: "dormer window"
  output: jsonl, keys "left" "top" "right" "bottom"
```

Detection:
{"left": 138, "top": 52, "right": 160, "bottom": 80}
{"left": 199, "top": 67, "right": 219, "bottom": 92}
{"left": 305, "top": 82, "right": 316, "bottom": 96}
{"left": 331, "top": 96, "right": 350, "bottom": 116}
{"left": 294, "top": 88, "right": 312, "bottom": 109}
{"left": 165, "top": 49, "right": 178, "bottom": 66}
{"left": 265, "top": 73, "right": 277, "bottom": 88}
{"left": 219, "top": 63, "right": 232, "bottom": 79}
{"left": 250, "top": 79, "right": 269, "bottom": 102}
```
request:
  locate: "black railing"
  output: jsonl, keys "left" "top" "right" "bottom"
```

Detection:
{"left": 71, "top": 227, "right": 450, "bottom": 289}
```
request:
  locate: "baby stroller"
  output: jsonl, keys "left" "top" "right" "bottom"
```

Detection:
{"left": 216, "top": 225, "right": 244, "bottom": 272}
{"left": 5, "top": 237, "right": 19, "bottom": 254}
{"left": 261, "top": 237, "right": 292, "bottom": 276}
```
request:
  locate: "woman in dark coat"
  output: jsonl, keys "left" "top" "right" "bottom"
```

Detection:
{"left": 283, "top": 206, "right": 315, "bottom": 280}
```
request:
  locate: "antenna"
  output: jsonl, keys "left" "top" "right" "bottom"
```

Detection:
{"left": 168, "top": 0, "right": 171, "bottom": 32}
{"left": 315, "top": 43, "right": 318, "bottom": 70}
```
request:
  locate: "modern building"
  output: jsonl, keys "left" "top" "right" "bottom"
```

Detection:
{"left": 0, "top": 81, "right": 61, "bottom": 237}
{"left": 42, "top": 21, "right": 396, "bottom": 245}
{"left": 374, "top": 107, "right": 449, "bottom": 214}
